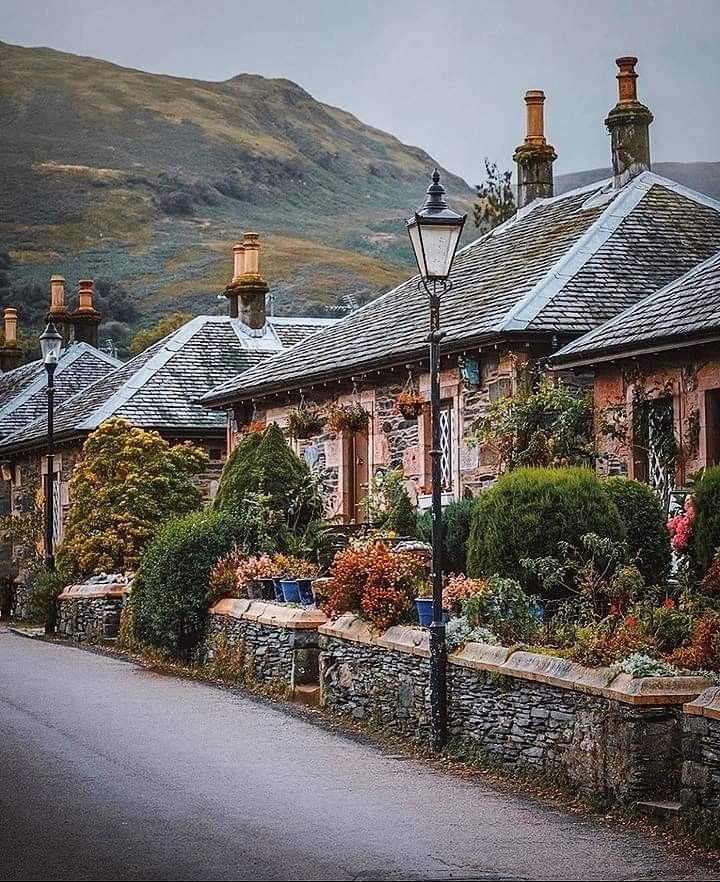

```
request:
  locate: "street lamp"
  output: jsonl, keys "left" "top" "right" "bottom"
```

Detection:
{"left": 407, "top": 170, "right": 466, "bottom": 751}
{"left": 39, "top": 321, "right": 62, "bottom": 634}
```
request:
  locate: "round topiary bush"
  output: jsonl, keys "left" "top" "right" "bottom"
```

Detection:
{"left": 417, "top": 497, "right": 477, "bottom": 574}
{"left": 692, "top": 466, "right": 720, "bottom": 575}
{"left": 466, "top": 467, "right": 625, "bottom": 584}
{"left": 132, "top": 509, "right": 241, "bottom": 659}
{"left": 602, "top": 477, "right": 671, "bottom": 586}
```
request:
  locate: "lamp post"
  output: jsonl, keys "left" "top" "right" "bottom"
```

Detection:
{"left": 407, "top": 170, "right": 466, "bottom": 751}
{"left": 39, "top": 321, "right": 62, "bottom": 634}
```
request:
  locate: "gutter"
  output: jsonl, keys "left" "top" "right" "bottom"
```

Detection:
{"left": 551, "top": 332, "right": 720, "bottom": 371}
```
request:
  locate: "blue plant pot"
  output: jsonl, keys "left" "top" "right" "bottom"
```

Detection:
{"left": 297, "top": 578, "right": 315, "bottom": 607}
{"left": 272, "top": 578, "right": 285, "bottom": 603}
{"left": 259, "top": 579, "right": 276, "bottom": 602}
{"left": 415, "top": 597, "right": 434, "bottom": 628}
{"left": 280, "top": 579, "right": 301, "bottom": 604}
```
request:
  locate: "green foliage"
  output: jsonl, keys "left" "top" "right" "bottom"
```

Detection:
{"left": 213, "top": 424, "right": 322, "bottom": 544}
{"left": 467, "top": 467, "right": 625, "bottom": 585}
{"left": 56, "top": 418, "right": 208, "bottom": 582}
{"left": 462, "top": 575, "right": 541, "bottom": 644}
{"left": 417, "top": 497, "right": 476, "bottom": 573}
{"left": 473, "top": 159, "right": 515, "bottom": 233}
{"left": 692, "top": 467, "right": 720, "bottom": 574}
{"left": 132, "top": 509, "right": 242, "bottom": 658}
{"left": 602, "top": 477, "right": 671, "bottom": 585}
{"left": 129, "top": 312, "right": 192, "bottom": 355}
{"left": 365, "top": 468, "right": 417, "bottom": 537}
{"left": 474, "top": 378, "right": 594, "bottom": 471}
{"left": 22, "top": 568, "right": 64, "bottom": 625}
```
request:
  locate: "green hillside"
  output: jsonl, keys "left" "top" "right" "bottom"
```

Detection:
{"left": 0, "top": 40, "right": 474, "bottom": 342}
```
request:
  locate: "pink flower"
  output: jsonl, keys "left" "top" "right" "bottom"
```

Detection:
{"left": 668, "top": 497, "right": 695, "bottom": 553}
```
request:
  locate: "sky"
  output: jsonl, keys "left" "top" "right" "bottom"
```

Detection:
{"left": 2, "top": 0, "right": 719, "bottom": 184}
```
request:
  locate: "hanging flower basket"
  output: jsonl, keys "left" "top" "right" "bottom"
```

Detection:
{"left": 286, "top": 406, "right": 325, "bottom": 440}
{"left": 327, "top": 402, "right": 370, "bottom": 434}
{"left": 238, "top": 419, "right": 266, "bottom": 436}
{"left": 394, "top": 391, "right": 425, "bottom": 420}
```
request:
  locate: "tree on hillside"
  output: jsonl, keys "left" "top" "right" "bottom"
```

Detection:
{"left": 473, "top": 159, "right": 516, "bottom": 233}
{"left": 129, "top": 312, "right": 192, "bottom": 355}
{"left": 56, "top": 418, "right": 208, "bottom": 582}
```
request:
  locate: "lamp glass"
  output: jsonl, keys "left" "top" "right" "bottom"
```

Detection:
{"left": 39, "top": 322, "right": 62, "bottom": 365}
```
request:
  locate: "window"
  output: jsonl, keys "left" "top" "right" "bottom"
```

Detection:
{"left": 633, "top": 396, "right": 676, "bottom": 504}
{"left": 438, "top": 403, "right": 453, "bottom": 491}
{"left": 706, "top": 390, "right": 720, "bottom": 467}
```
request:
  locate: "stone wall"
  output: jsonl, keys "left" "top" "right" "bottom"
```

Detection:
{"left": 681, "top": 688, "right": 720, "bottom": 810}
{"left": 319, "top": 615, "right": 711, "bottom": 802}
{"left": 201, "top": 599, "right": 327, "bottom": 697}
{"left": 57, "top": 582, "right": 128, "bottom": 642}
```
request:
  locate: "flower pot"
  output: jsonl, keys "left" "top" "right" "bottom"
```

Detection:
{"left": 297, "top": 578, "right": 315, "bottom": 607}
{"left": 415, "top": 597, "right": 433, "bottom": 628}
{"left": 280, "top": 579, "right": 301, "bottom": 604}
{"left": 246, "top": 581, "right": 264, "bottom": 600}
{"left": 399, "top": 403, "right": 422, "bottom": 420}
{"left": 259, "top": 578, "right": 277, "bottom": 602}
{"left": 272, "top": 578, "right": 285, "bottom": 603}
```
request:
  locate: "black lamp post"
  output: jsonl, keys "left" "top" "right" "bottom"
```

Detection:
{"left": 407, "top": 170, "right": 466, "bottom": 750}
{"left": 39, "top": 321, "right": 62, "bottom": 634}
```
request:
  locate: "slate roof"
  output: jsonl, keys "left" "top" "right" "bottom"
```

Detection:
{"left": 201, "top": 172, "right": 720, "bottom": 406}
{"left": 552, "top": 250, "right": 720, "bottom": 365}
{"left": 0, "top": 315, "right": 334, "bottom": 451}
{"left": 0, "top": 344, "right": 120, "bottom": 440}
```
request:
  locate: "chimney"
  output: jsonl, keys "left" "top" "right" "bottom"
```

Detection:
{"left": 0, "top": 308, "right": 22, "bottom": 372}
{"left": 513, "top": 90, "right": 557, "bottom": 209}
{"left": 71, "top": 279, "right": 101, "bottom": 347}
{"left": 48, "top": 274, "right": 73, "bottom": 345}
{"left": 224, "top": 233, "right": 269, "bottom": 329}
{"left": 605, "top": 56, "right": 653, "bottom": 188}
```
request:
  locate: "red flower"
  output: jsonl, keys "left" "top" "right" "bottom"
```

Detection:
{"left": 625, "top": 614, "right": 638, "bottom": 629}
{"left": 663, "top": 597, "right": 676, "bottom": 610}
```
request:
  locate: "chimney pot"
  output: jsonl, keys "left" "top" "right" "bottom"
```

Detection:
{"left": 71, "top": 279, "right": 101, "bottom": 347}
{"left": 224, "top": 233, "right": 269, "bottom": 329}
{"left": 50, "top": 275, "right": 66, "bottom": 313}
{"left": 242, "top": 232, "right": 260, "bottom": 276}
{"left": 232, "top": 243, "right": 246, "bottom": 282}
{"left": 605, "top": 55, "right": 653, "bottom": 188}
{"left": 3, "top": 308, "right": 18, "bottom": 346}
{"left": 513, "top": 90, "right": 556, "bottom": 209}
{"left": 77, "top": 279, "right": 95, "bottom": 312}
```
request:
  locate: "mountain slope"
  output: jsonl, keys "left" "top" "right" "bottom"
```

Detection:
{"left": 556, "top": 162, "right": 720, "bottom": 198}
{"left": 0, "top": 41, "right": 474, "bottom": 329}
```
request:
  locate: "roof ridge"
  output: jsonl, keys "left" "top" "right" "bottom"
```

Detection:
{"left": 75, "top": 315, "right": 211, "bottom": 431}
{"left": 499, "top": 172, "right": 673, "bottom": 331}
{"left": 554, "top": 247, "right": 720, "bottom": 360}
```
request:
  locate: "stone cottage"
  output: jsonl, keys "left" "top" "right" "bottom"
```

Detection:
{"left": 552, "top": 249, "right": 720, "bottom": 500}
{"left": 201, "top": 58, "right": 720, "bottom": 523}
{"left": 0, "top": 295, "right": 121, "bottom": 610}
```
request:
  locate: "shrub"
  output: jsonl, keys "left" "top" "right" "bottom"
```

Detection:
{"left": 692, "top": 468, "right": 720, "bottom": 574}
{"left": 365, "top": 469, "right": 417, "bottom": 537}
{"left": 132, "top": 509, "right": 241, "bottom": 658}
{"left": 442, "top": 574, "right": 488, "bottom": 616}
{"left": 467, "top": 467, "right": 625, "bottom": 586}
{"left": 57, "top": 419, "right": 208, "bottom": 582}
{"left": 207, "top": 548, "right": 247, "bottom": 604}
{"left": 702, "top": 549, "right": 720, "bottom": 594}
{"left": 461, "top": 575, "right": 541, "bottom": 644}
{"left": 602, "top": 477, "right": 671, "bottom": 585}
{"left": 417, "top": 497, "right": 476, "bottom": 574}
{"left": 213, "top": 424, "right": 322, "bottom": 538}
{"left": 322, "top": 541, "right": 424, "bottom": 630}
{"left": 668, "top": 612, "right": 720, "bottom": 672}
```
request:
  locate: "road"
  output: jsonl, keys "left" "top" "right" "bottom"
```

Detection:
{"left": 0, "top": 627, "right": 718, "bottom": 882}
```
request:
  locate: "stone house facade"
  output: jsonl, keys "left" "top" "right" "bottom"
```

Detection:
{"left": 554, "top": 250, "right": 720, "bottom": 499}
{"left": 203, "top": 59, "right": 720, "bottom": 521}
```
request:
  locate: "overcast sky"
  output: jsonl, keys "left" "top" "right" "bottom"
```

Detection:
{"left": 3, "top": 0, "right": 719, "bottom": 184}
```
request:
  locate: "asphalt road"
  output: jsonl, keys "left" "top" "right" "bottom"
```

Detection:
{"left": 1, "top": 627, "right": 718, "bottom": 882}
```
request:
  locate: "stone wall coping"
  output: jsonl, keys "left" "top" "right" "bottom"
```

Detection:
{"left": 320, "top": 617, "right": 713, "bottom": 706}
{"left": 59, "top": 583, "right": 127, "bottom": 601}
{"left": 684, "top": 686, "right": 720, "bottom": 721}
{"left": 210, "top": 598, "right": 327, "bottom": 630}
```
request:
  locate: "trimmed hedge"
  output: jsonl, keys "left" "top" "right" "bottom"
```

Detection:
{"left": 132, "top": 509, "right": 241, "bottom": 659}
{"left": 417, "top": 497, "right": 477, "bottom": 574}
{"left": 602, "top": 477, "right": 671, "bottom": 586}
{"left": 467, "top": 467, "right": 625, "bottom": 584}
{"left": 692, "top": 467, "right": 720, "bottom": 574}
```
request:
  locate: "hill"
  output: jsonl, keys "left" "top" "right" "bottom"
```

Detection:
{"left": 556, "top": 162, "right": 720, "bottom": 199}
{"left": 0, "top": 40, "right": 474, "bottom": 345}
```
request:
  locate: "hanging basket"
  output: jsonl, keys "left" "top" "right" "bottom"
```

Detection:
{"left": 393, "top": 391, "right": 425, "bottom": 420}
{"left": 327, "top": 402, "right": 370, "bottom": 434}
{"left": 238, "top": 419, "right": 266, "bottom": 436}
{"left": 286, "top": 406, "right": 325, "bottom": 440}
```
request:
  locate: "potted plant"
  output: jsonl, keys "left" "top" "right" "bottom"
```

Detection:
{"left": 286, "top": 406, "right": 325, "bottom": 440}
{"left": 238, "top": 419, "right": 266, "bottom": 436}
{"left": 274, "top": 554, "right": 319, "bottom": 605}
{"left": 394, "top": 390, "right": 425, "bottom": 420}
{"left": 236, "top": 554, "right": 276, "bottom": 601}
{"left": 415, "top": 580, "right": 434, "bottom": 628}
{"left": 327, "top": 402, "right": 370, "bottom": 434}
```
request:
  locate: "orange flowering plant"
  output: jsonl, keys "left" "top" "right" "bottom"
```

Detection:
{"left": 322, "top": 540, "right": 425, "bottom": 631}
